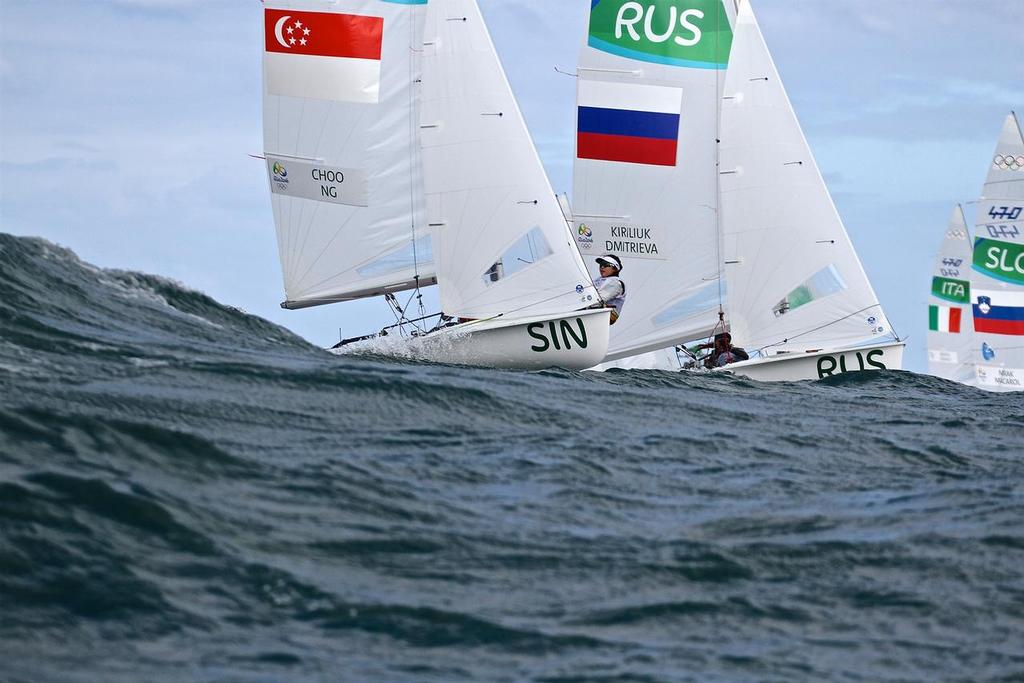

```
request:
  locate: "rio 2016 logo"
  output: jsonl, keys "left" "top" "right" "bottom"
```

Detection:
{"left": 588, "top": 0, "right": 732, "bottom": 68}
{"left": 271, "top": 161, "right": 289, "bottom": 188}
{"left": 576, "top": 223, "right": 594, "bottom": 249}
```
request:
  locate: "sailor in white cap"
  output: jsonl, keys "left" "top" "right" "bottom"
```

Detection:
{"left": 593, "top": 254, "right": 626, "bottom": 324}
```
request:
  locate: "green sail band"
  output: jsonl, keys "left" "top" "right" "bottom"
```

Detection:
{"left": 931, "top": 276, "right": 970, "bottom": 304}
{"left": 973, "top": 237, "right": 1024, "bottom": 285}
{"left": 588, "top": 0, "right": 733, "bottom": 68}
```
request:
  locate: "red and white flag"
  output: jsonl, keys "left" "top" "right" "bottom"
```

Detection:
{"left": 264, "top": 9, "right": 383, "bottom": 104}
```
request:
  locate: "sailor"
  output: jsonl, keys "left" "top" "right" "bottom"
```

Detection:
{"left": 699, "top": 332, "right": 749, "bottom": 368}
{"left": 593, "top": 254, "right": 626, "bottom": 324}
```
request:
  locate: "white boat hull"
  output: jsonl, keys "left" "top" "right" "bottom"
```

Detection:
{"left": 717, "top": 341, "right": 905, "bottom": 382}
{"left": 339, "top": 308, "right": 612, "bottom": 370}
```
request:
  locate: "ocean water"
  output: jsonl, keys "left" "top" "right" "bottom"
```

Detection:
{"left": 1, "top": 233, "right": 1022, "bottom": 683}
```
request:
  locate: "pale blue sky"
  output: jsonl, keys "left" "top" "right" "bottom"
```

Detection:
{"left": 1, "top": 0, "right": 1021, "bottom": 373}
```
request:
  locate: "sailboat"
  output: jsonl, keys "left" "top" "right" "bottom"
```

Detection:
{"left": 573, "top": 0, "right": 736, "bottom": 366}
{"left": 926, "top": 205, "right": 976, "bottom": 383}
{"left": 573, "top": 0, "right": 903, "bottom": 381}
{"left": 966, "top": 112, "right": 1024, "bottom": 391}
{"left": 262, "top": 0, "right": 611, "bottom": 370}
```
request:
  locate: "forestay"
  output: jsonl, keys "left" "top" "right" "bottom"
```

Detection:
{"left": 572, "top": 0, "right": 736, "bottom": 361}
{"left": 263, "top": 0, "right": 433, "bottom": 309}
{"left": 718, "top": 0, "right": 896, "bottom": 356}
{"left": 926, "top": 206, "right": 977, "bottom": 383}
{"left": 420, "top": 0, "right": 598, "bottom": 320}
{"left": 968, "top": 112, "right": 1024, "bottom": 391}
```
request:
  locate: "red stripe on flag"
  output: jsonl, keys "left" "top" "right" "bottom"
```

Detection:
{"left": 974, "top": 317, "right": 1024, "bottom": 335}
{"left": 949, "top": 307, "right": 961, "bottom": 333}
{"left": 265, "top": 9, "right": 383, "bottom": 60}
{"left": 578, "top": 132, "right": 678, "bottom": 167}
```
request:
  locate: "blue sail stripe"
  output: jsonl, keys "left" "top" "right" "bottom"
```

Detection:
{"left": 577, "top": 106, "right": 679, "bottom": 141}
{"left": 973, "top": 304, "right": 1024, "bottom": 321}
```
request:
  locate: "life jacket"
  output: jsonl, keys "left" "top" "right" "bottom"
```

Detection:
{"left": 594, "top": 276, "right": 626, "bottom": 316}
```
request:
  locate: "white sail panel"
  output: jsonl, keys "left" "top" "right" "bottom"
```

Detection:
{"left": 572, "top": 0, "right": 736, "bottom": 361}
{"left": 926, "top": 206, "right": 976, "bottom": 383}
{"left": 420, "top": 0, "right": 597, "bottom": 320}
{"left": 718, "top": 0, "right": 896, "bottom": 356}
{"left": 263, "top": 0, "right": 434, "bottom": 309}
{"left": 967, "top": 113, "right": 1024, "bottom": 391}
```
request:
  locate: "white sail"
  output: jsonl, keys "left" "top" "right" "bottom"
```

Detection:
{"left": 968, "top": 112, "right": 1024, "bottom": 392}
{"left": 420, "top": 0, "right": 598, "bottom": 320}
{"left": 926, "top": 206, "right": 976, "bottom": 383}
{"left": 572, "top": 0, "right": 737, "bottom": 361}
{"left": 718, "top": 0, "right": 897, "bottom": 357}
{"left": 263, "top": 0, "right": 434, "bottom": 309}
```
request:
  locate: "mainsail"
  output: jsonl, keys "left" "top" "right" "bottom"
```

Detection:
{"left": 263, "top": 0, "right": 433, "bottom": 309}
{"left": 968, "top": 112, "right": 1024, "bottom": 392}
{"left": 420, "top": 0, "right": 598, "bottom": 320}
{"left": 572, "top": 0, "right": 737, "bottom": 361}
{"left": 926, "top": 206, "right": 976, "bottom": 383}
{"left": 716, "top": 0, "right": 897, "bottom": 357}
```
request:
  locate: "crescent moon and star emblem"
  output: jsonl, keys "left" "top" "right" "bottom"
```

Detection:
{"left": 274, "top": 16, "right": 313, "bottom": 49}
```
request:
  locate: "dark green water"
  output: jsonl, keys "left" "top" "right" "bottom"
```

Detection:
{"left": 1, "top": 234, "right": 1022, "bottom": 682}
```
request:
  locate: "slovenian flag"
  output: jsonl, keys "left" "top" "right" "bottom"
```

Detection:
{"left": 973, "top": 289, "right": 1024, "bottom": 335}
{"left": 928, "top": 305, "right": 962, "bottom": 333}
{"left": 265, "top": 9, "right": 383, "bottom": 104}
{"left": 577, "top": 81, "right": 682, "bottom": 167}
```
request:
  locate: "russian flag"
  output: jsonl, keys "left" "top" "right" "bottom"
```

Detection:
{"left": 577, "top": 81, "right": 682, "bottom": 167}
{"left": 973, "top": 289, "right": 1024, "bottom": 336}
{"left": 265, "top": 9, "right": 384, "bottom": 103}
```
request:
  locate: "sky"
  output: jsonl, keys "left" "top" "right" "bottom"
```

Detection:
{"left": 1, "top": 0, "right": 1022, "bottom": 373}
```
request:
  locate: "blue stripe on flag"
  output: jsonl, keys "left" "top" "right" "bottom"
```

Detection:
{"left": 578, "top": 106, "right": 679, "bottom": 141}
{"left": 974, "top": 304, "right": 1024, "bottom": 321}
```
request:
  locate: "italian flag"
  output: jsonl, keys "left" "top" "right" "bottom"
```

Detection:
{"left": 929, "top": 305, "right": 962, "bottom": 333}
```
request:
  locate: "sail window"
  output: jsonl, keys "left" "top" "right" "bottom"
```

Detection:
{"left": 652, "top": 281, "right": 724, "bottom": 327}
{"left": 772, "top": 264, "right": 847, "bottom": 317}
{"left": 481, "top": 227, "right": 552, "bottom": 285}
{"left": 357, "top": 236, "right": 433, "bottom": 278}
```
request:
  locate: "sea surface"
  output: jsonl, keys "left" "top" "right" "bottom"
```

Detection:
{"left": 1, "top": 233, "right": 1022, "bottom": 683}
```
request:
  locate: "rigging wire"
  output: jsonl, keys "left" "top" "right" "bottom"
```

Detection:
{"left": 714, "top": 1, "right": 725, "bottom": 321}
{"left": 407, "top": 6, "right": 427, "bottom": 324}
{"left": 755, "top": 304, "right": 893, "bottom": 355}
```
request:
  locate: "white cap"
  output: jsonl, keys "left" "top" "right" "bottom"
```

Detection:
{"left": 595, "top": 254, "right": 622, "bottom": 271}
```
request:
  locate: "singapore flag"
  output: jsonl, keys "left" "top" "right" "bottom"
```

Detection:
{"left": 264, "top": 8, "right": 383, "bottom": 104}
